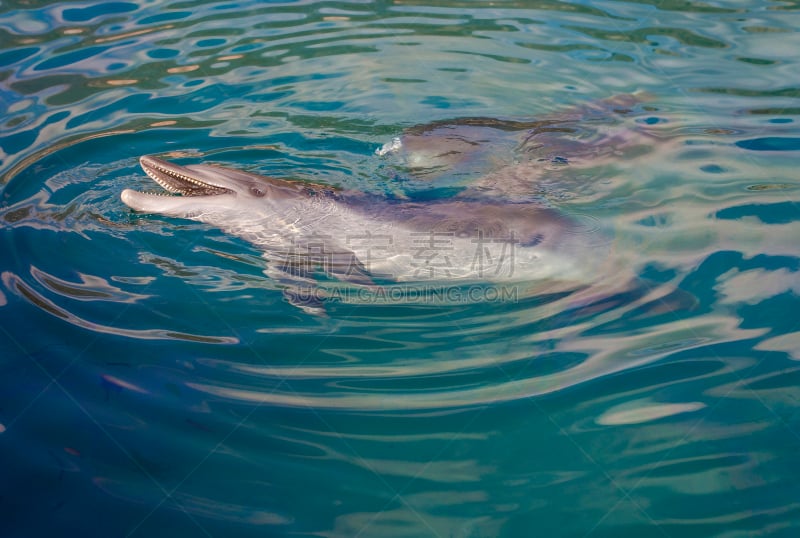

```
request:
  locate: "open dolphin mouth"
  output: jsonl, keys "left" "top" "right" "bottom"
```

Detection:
{"left": 121, "top": 155, "right": 237, "bottom": 213}
{"left": 137, "top": 155, "right": 232, "bottom": 196}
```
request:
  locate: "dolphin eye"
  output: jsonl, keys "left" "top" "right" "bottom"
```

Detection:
{"left": 249, "top": 186, "right": 266, "bottom": 197}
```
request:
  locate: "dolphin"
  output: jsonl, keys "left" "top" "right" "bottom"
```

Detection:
{"left": 121, "top": 155, "right": 615, "bottom": 311}
{"left": 376, "top": 92, "right": 657, "bottom": 201}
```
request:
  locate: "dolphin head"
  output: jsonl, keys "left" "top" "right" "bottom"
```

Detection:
{"left": 121, "top": 155, "right": 298, "bottom": 218}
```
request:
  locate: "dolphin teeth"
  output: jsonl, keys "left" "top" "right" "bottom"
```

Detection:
{"left": 142, "top": 161, "right": 227, "bottom": 195}
{"left": 136, "top": 155, "right": 234, "bottom": 197}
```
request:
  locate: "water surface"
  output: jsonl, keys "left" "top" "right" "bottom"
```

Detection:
{"left": 1, "top": 0, "right": 800, "bottom": 536}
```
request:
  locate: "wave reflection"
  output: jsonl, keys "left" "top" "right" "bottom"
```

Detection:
{"left": 1, "top": 0, "right": 799, "bottom": 535}
{"left": 2, "top": 270, "right": 238, "bottom": 344}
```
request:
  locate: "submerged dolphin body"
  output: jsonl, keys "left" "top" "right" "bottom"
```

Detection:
{"left": 376, "top": 93, "right": 657, "bottom": 203}
{"left": 122, "top": 155, "right": 615, "bottom": 310}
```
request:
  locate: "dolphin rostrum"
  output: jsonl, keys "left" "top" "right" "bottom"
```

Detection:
{"left": 121, "top": 155, "right": 615, "bottom": 309}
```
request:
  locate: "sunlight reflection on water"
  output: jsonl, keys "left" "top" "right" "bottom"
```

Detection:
{"left": 1, "top": 0, "right": 800, "bottom": 536}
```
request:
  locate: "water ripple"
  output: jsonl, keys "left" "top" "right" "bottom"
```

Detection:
{"left": 1, "top": 0, "right": 800, "bottom": 535}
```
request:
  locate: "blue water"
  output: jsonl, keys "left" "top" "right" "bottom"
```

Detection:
{"left": 2, "top": 1, "right": 800, "bottom": 536}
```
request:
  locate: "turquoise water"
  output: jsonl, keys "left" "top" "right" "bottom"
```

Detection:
{"left": 2, "top": 0, "right": 800, "bottom": 536}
